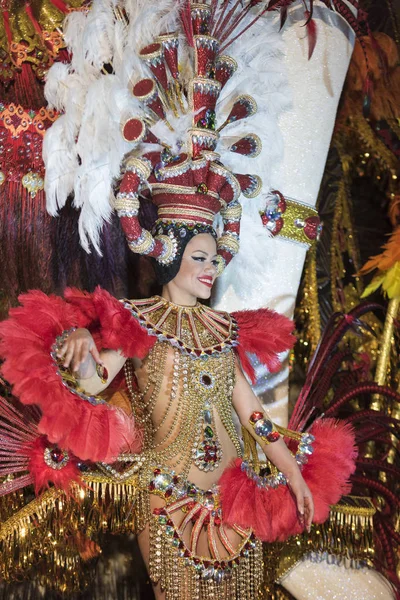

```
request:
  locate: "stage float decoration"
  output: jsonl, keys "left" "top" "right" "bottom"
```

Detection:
{"left": 0, "top": 0, "right": 397, "bottom": 598}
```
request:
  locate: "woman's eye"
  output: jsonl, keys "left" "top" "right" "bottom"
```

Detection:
{"left": 212, "top": 260, "right": 218, "bottom": 267}
{"left": 192, "top": 256, "right": 205, "bottom": 262}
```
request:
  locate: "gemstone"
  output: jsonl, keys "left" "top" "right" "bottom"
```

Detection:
{"left": 201, "top": 373, "right": 212, "bottom": 387}
{"left": 267, "top": 431, "right": 281, "bottom": 443}
{"left": 203, "top": 410, "right": 212, "bottom": 424}
{"left": 203, "top": 567, "right": 214, "bottom": 580}
{"left": 161, "top": 148, "right": 173, "bottom": 163}
{"left": 187, "top": 484, "right": 197, "bottom": 497}
{"left": 294, "top": 218, "right": 305, "bottom": 228}
{"left": 304, "top": 216, "right": 321, "bottom": 240}
{"left": 154, "top": 473, "right": 172, "bottom": 491}
{"left": 298, "top": 443, "right": 313, "bottom": 455}
{"left": 204, "top": 426, "right": 214, "bottom": 438}
{"left": 249, "top": 411, "right": 263, "bottom": 423}
{"left": 254, "top": 419, "right": 273, "bottom": 437}
{"left": 51, "top": 448, "right": 65, "bottom": 463}
{"left": 197, "top": 183, "right": 208, "bottom": 194}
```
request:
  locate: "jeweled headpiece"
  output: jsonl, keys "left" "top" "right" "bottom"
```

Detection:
{"left": 112, "top": 4, "right": 267, "bottom": 273}
{"left": 44, "top": 0, "right": 265, "bottom": 273}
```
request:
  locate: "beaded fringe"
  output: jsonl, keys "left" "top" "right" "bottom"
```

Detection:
{"left": 149, "top": 513, "right": 263, "bottom": 600}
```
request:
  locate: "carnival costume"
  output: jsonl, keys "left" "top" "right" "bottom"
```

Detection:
{"left": 0, "top": 1, "right": 362, "bottom": 598}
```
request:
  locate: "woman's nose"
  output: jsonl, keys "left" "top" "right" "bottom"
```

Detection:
{"left": 204, "top": 262, "right": 216, "bottom": 274}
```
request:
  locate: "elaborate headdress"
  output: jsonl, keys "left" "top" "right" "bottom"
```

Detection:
{"left": 43, "top": 0, "right": 272, "bottom": 275}
{"left": 43, "top": 0, "right": 366, "bottom": 279}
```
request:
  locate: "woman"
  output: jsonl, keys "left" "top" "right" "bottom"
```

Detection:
{"left": 57, "top": 230, "right": 313, "bottom": 600}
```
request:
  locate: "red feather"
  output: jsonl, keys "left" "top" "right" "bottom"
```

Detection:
{"left": 179, "top": 0, "right": 194, "bottom": 47}
{"left": 304, "top": 10, "right": 317, "bottom": 59}
{"left": 219, "top": 419, "right": 357, "bottom": 541}
{"left": 89, "top": 287, "right": 156, "bottom": 360}
{"left": 0, "top": 289, "right": 146, "bottom": 462}
{"left": 0, "top": 395, "right": 81, "bottom": 495}
{"left": 26, "top": 436, "right": 81, "bottom": 495}
{"left": 232, "top": 308, "right": 295, "bottom": 383}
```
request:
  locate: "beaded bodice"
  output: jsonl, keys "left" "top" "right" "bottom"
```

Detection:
{"left": 124, "top": 297, "right": 242, "bottom": 479}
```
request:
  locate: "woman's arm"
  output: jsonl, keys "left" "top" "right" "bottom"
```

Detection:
{"left": 57, "top": 328, "right": 126, "bottom": 394}
{"left": 232, "top": 359, "right": 314, "bottom": 531}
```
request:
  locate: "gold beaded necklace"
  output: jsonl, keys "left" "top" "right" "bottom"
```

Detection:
{"left": 124, "top": 299, "right": 242, "bottom": 478}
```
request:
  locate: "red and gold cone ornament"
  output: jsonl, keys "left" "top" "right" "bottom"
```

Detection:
{"left": 121, "top": 117, "right": 159, "bottom": 144}
{"left": 113, "top": 0, "right": 269, "bottom": 273}
{"left": 228, "top": 134, "right": 262, "bottom": 157}
{"left": 190, "top": 78, "right": 221, "bottom": 125}
{"left": 194, "top": 35, "right": 219, "bottom": 77}
{"left": 133, "top": 78, "right": 166, "bottom": 121}
{"left": 191, "top": 3, "right": 212, "bottom": 35}
{"left": 218, "top": 95, "right": 258, "bottom": 131}
{"left": 215, "top": 55, "right": 238, "bottom": 89}
{"left": 157, "top": 34, "right": 180, "bottom": 80}
{"left": 139, "top": 43, "right": 169, "bottom": 91}
{"left": 235, "top": 174, "right": 263, "bottom": 198}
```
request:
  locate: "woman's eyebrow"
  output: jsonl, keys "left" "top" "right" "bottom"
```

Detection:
{"left": 192, "top": 250, "right": 218, "bottom": 258}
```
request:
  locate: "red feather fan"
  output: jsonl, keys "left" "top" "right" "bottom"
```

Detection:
{"left": 219, "top": 418, "right": 357, "bottom": 541}
{"left": 0, "top": 289, "right": 149, "bottom": 462}
{"left": 0, "top": 395, "right": 81, "bottom": 495}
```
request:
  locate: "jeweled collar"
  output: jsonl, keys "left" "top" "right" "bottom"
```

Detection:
{"left": 122, "top": 296, "right": 238, "bottom": 357}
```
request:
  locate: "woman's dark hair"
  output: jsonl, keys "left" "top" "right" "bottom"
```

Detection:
{"left": 151, "top": 221, "right": 217, "bottom": 285}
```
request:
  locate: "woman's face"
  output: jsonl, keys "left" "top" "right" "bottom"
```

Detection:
{"left": 168, "top": 233, "right": 218, "bottom": 302}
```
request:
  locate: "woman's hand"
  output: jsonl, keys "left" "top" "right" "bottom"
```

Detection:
{"left": 57, "top": 328, "right": 103, "bottom": 375}
{"left": 287, "top": 470, "right": 314, "bottom": 531}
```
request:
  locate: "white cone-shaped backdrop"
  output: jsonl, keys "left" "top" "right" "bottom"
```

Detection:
{"left": 213, "top": 1, "right": 355, "bottom": 426}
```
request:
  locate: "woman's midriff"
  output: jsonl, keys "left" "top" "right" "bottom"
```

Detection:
{"left": 134, "top": 345, "right": 245, "bottom": 558}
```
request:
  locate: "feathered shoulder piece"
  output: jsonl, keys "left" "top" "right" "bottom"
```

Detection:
{"left": 232, "top": 307, "right": 295, "bottom": 382}
{"left": 0, "top": 288, "right": 154, "bottom": 463}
